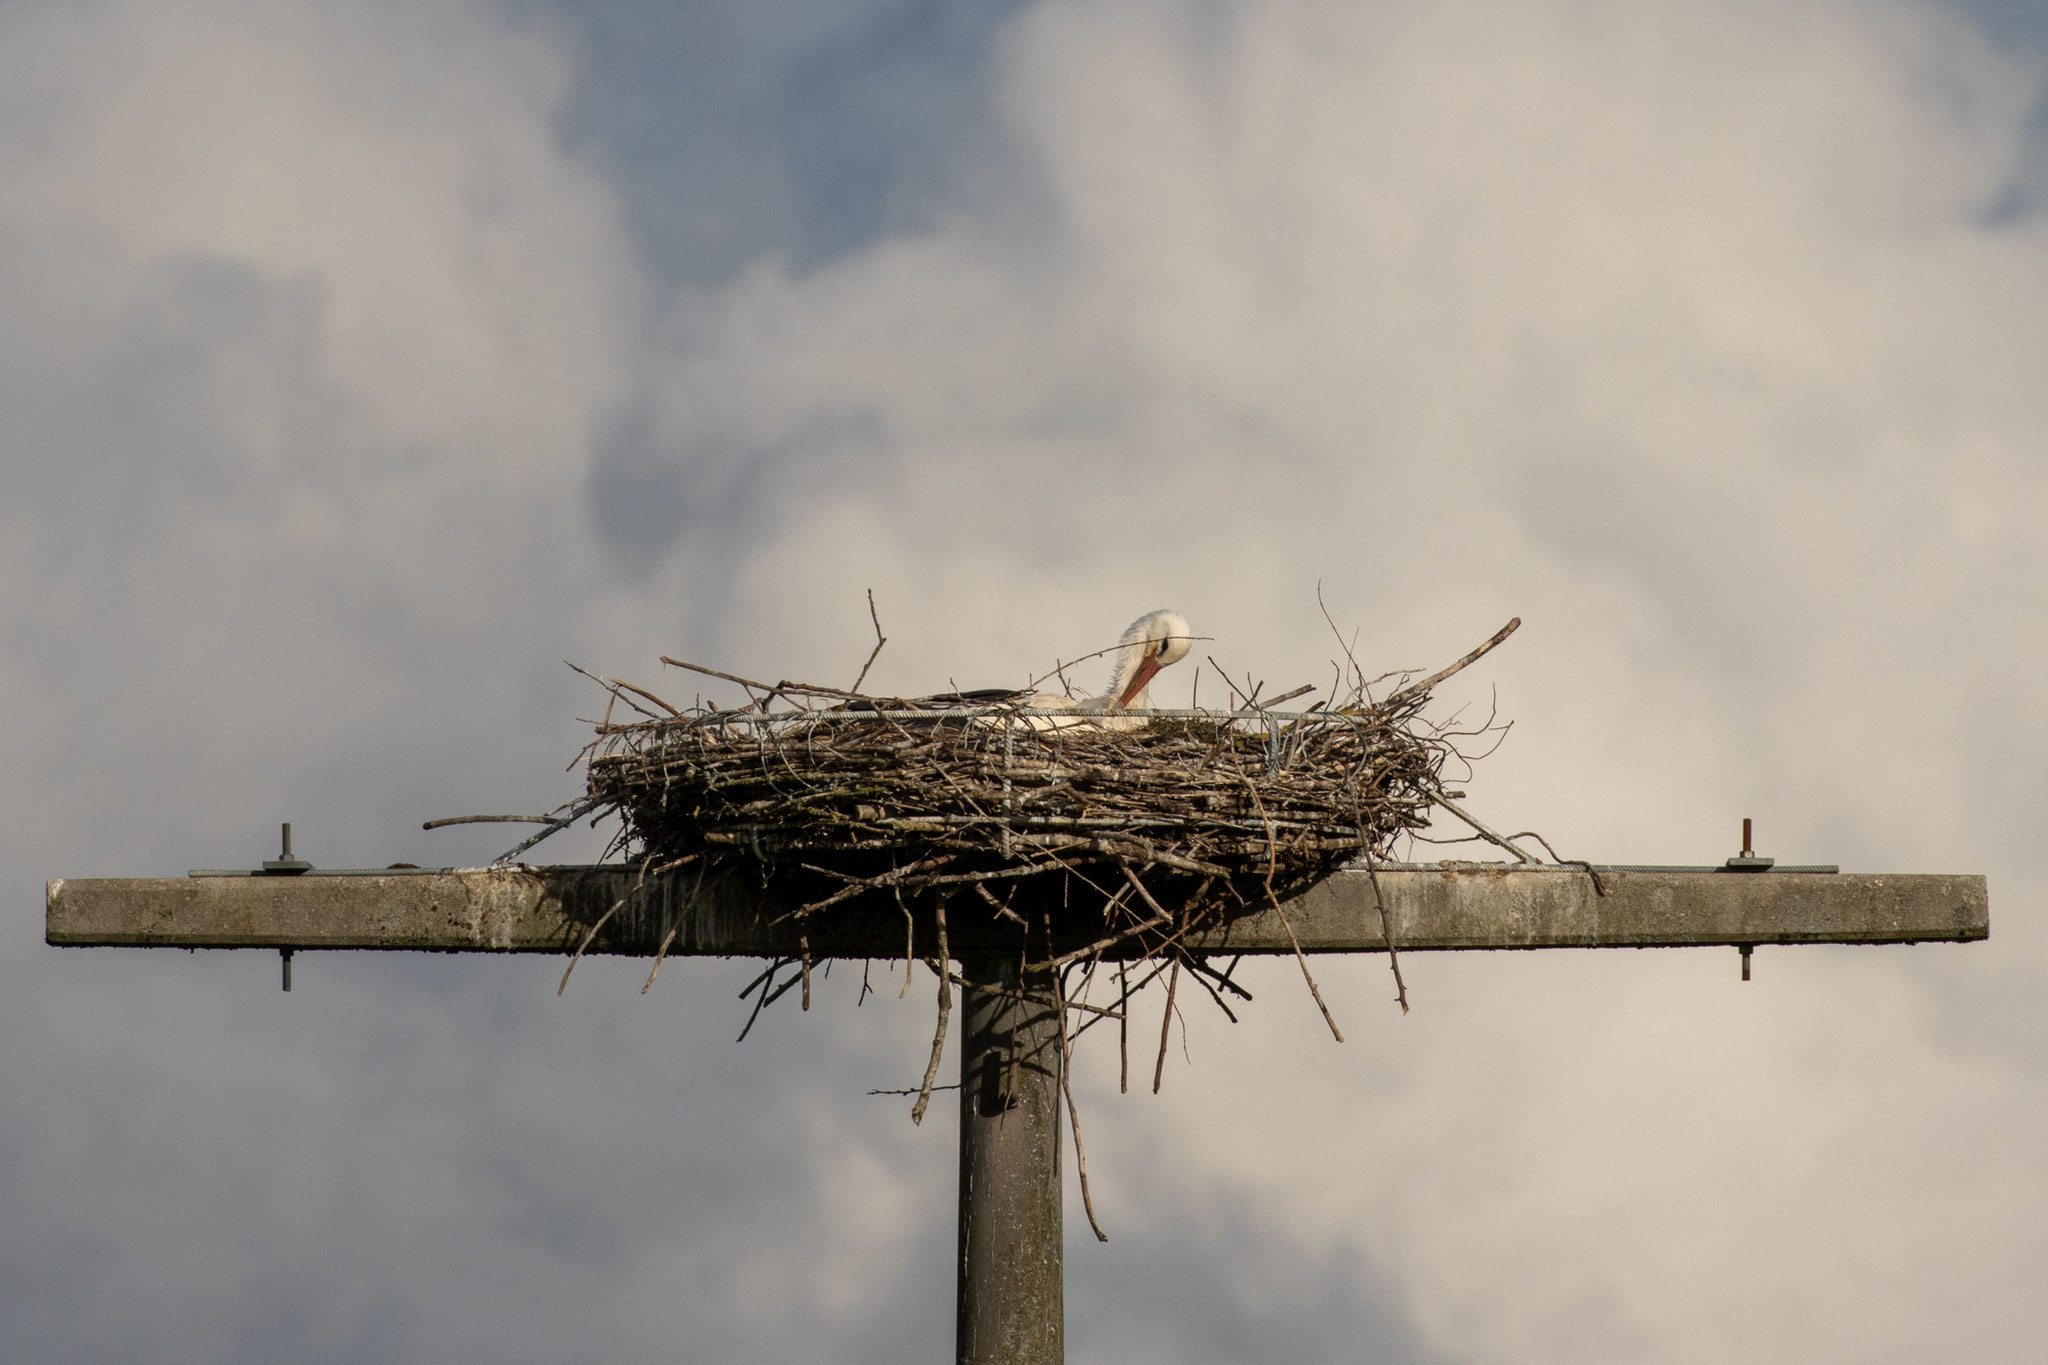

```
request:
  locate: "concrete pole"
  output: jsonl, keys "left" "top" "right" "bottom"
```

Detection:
{"left": 957, "top": 957, "right": 1064, "bottom": 1365}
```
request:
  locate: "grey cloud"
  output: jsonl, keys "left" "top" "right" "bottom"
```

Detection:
{"left": 1066, "top": 1184, "right": 1442, "bottom": 1365}
{"left": 0, "top": 949, "right": 961, "bottom": 1363}
{"left": 586, "top": 400, "right": 887, "bottom": 575}
{"left": 545, "top": 0, "right": 1030, "bottom": 286}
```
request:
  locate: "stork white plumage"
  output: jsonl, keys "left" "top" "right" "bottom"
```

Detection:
{"left": 1023, "top": 609, "right": 1193, "bottom": 730}
{"left": 1097, "top": 608, "right": 1194, "bottom": 710}
{"left": 846, "top": 610, "right": 1195, "bottom": 729}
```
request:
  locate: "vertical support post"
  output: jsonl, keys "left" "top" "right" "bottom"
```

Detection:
{"left": 957, "top": 956, "right": 1063, "bottom": 1365}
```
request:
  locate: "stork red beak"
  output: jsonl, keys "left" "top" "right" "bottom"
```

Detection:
{"left": 1117, "top": 653, "right": 1165, "bottom": 708}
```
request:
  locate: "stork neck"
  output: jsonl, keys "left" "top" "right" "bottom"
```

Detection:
{"left": 1115, "top": 651, "right": 1163, "bottom": 709}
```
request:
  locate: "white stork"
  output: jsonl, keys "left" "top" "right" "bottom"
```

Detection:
{"left": 843, "top": 610, "right": 1195, "bottom": 730}
{"left": 1023, "top": 609, "right": 1194, "bottom": 730}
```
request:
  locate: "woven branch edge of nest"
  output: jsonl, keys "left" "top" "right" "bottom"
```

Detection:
{"left": 573, "top": 616, "right": 1522, "bottom": 967}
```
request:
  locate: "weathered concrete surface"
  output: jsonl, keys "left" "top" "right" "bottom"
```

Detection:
{"left": 46, "top": 866, "right": 1987, "bottom": 958}
{"left": 956, "top": 960, "right": 1063, "bottom": 1365}
{"left": 1257, "top": 866, "right": 1988, "bottom": 950}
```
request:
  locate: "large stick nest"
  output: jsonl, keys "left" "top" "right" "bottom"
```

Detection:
{"left": 579, "top": 619, "right": 1519, "bottom": 945}
{"left": 591, "top": 703, "right": 1441, "bottom": 922}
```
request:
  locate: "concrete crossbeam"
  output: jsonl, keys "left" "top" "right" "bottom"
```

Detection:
{"left": 46, "top": 866, "right": 1988, "bottom": 958}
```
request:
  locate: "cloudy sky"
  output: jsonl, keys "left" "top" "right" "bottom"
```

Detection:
{"left": 5, "top": 0, "right": 2047, "bottom": 1359}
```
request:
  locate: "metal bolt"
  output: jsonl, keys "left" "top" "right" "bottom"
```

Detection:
{"left": 1724, "top": 817, "right": 1775, "bottom": 872}
{"left": 261, "top": 822, "right": 313, "bottom": 875}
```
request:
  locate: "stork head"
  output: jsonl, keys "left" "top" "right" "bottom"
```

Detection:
{"left": 1110, "top": 609, "right": 1194, "bottom": 709}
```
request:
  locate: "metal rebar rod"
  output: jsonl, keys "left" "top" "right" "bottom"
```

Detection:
{"left": 957, "top": 956, "right": 1064, "bottom": 1365}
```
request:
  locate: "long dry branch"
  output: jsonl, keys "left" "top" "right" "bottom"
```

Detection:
{"left": 1382, "top": 617, "right": 1521, "bottom": 708}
